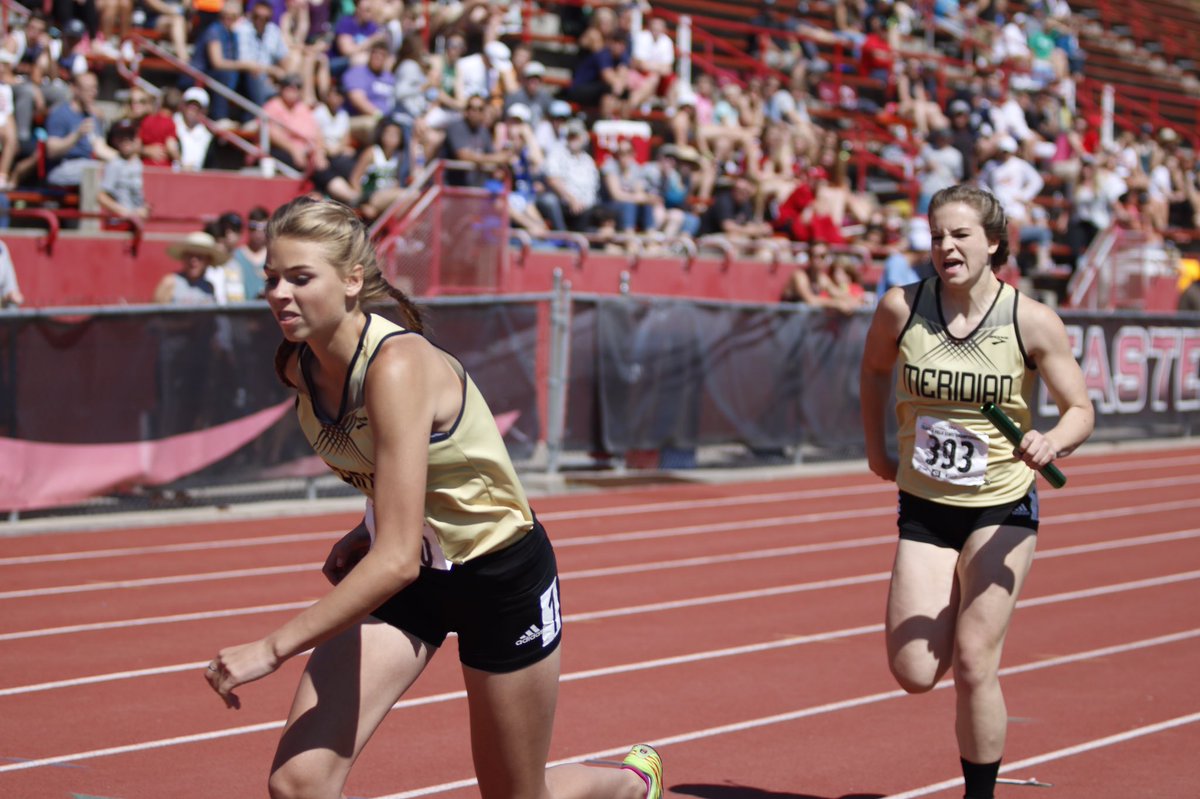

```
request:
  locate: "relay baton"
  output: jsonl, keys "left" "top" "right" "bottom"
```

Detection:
{"left": 980, "top": 402, "right": 1068, "bottom": 489}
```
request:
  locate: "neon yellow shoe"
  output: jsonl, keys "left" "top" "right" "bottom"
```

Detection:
{"left": 621, "top": 744, "right": 663, "bottom": 799}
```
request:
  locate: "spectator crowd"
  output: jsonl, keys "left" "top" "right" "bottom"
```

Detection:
{"left": 1, "top": 0, "right": 1199, "bottom": 311}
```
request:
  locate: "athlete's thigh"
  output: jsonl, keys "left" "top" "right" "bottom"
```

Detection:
{"left": 271, "top": 617, "right": 438, "bottom": 785}
{"left": 462, "top": 647, "right": 561, "bottom": 799}
{"left": 955, "top": 523, "right": 1038, "bottom": 654}
{"left": 886, "top": 538, "right": 963, "bottom": 682}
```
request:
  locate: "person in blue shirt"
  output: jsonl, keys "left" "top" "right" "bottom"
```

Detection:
{"left": 190, "top": 0, "right": 271, "bottom": 120}
{"left": 43, "top": 71, "right": 116, "bottom": 187}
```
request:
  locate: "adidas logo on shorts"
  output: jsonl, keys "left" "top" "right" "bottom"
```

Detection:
{"left": 515, "top": 625, "right": 543, "bottom": 646}
{"left": 1011, "top": 502, "right": 1030, "bottom": 517}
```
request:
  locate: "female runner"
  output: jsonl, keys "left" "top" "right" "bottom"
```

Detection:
{"left": 204, "top": 196, "right": 662, "bottom": 799}
{"left": 859, "top": 184, "right": 1094, "bottom": 798}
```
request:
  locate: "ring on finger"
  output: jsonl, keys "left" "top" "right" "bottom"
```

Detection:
{"left": 207, "top": 663, "right": 219, "bottom": 672}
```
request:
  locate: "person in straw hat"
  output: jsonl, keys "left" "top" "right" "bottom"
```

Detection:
{"left": 154, "top": 231, "right": 225, "bottom": 305}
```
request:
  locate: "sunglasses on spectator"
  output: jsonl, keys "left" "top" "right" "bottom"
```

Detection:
{"left": 466, "top": 104, "right": 486, "bottom": 112}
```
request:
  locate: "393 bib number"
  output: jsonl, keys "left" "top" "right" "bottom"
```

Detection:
{"left": 913, "top": 416, "right": 988, "bottom": 486}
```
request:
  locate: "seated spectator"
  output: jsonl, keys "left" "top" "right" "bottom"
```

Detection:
{"left": 456, "top": 40, "right": 517, "bottom": 117}
{"left": 767, "top": 62, "right": 819, "bottom": 162}
{"left": 424, "top": 32, "right": 467, "bottom": 131}
{"left": 264, "top": 73, "right": 357, "bottom": 204}
{"left": 565, "top": 33, "right": 629, "bottom": 119}
{"left": 129, "top": 86, "right": 179, "bottom": 167}
{"left": 877, "top": 217, "right": 934, "bottom": 295}
{"left": 0, "top": 51, "right": 17, "bottom": 189}
{"left": 644, "top": 143, "right": 703, "bottom": 237}
{"left": 191, "top": 0, "right": 271, "bottom": 121}
{"left": 343, "top": 40, "right": 396, "bottom": 141}
{"left": 702, "top": 175, "right": 773, "bottom": 245}
{"left": 504, "top": 60, "right": 553, "bottom": 126}
{"left": 895, "top": 60, "right": 947, "bottom": 136}
{"left": 140, "top": 0, "right": 190, "bottom": 59}
{"left": 235, "top": 0, "right": 292, "bottom": 88}
{"left": 577, "top": 6, "right": 618, "bottom": 55}
{"left": 232, "top": 205, "right": 270, "bottom": 299}
{"left": 207, "top": 210, "right": 245, "bottom": 303}
{"left": 536, "top": 98, "right": 573, "bottom": 160}
{"left": 781, "top": 242, "right": 861, "bottom": 312}
{"left": 917, "top": 128, "right": 963, "bottom": 213}
{"left": 1067, "top": 156, "right": 1126, "bottom": 267}
{"left": 496, "top": 103, "right": 550, "bottom": 235}
{"left": 312, "top": 81, "right": 359, "bottom": 170}
{"left": 96, "top": 120, "right": 148, "bottom": 226}
{"left": 441, "top": 94, "right": 511, "bottom": 188}
{"left": 602, "top": 138, "right": 656, "bottom": 232}
{"left": 392, "top": 33, "right": 433, "bottom": 127}
{"left": 627, "top": 16, "right": 674, "bottom": 113}
{"left": 155, "top": 231, "right": 222, "bottom": 305}
{"left": 0, "top": 238, "right": 23, "bottom": 309}
{"left": 174, "top": 87, "right": 214, "bottom": 171}
{"left": 978, "top": 136, "right": 1053, "bottom": 271}
{"left": 42, "top": 71, "right": 116, "bottom": 188}
{"left": 348, "top": 117, "right": 409, "bottom": 219}
{"left": 539, "top": 120, "right": 600, "bottom": 231}
{"left": 946, "top": 98, "right": 979, "bottom": 179}
{"left": 331, "top": 0, "right": 386, "bottom": 76}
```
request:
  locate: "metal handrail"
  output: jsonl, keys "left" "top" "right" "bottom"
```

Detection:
{"left": 130, "top": 33, "right": 306, "bottom": 179}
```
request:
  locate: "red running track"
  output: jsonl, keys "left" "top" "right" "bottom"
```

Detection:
{"left": 2, "top": 445, "right": 1200, "bottom": 799}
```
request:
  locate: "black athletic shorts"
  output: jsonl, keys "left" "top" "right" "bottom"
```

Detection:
{"left": 897, "top": 487, "right": 1039, "bottom": 552}
{"left": 370, "top": 517, "right": 563, "bottom": 673}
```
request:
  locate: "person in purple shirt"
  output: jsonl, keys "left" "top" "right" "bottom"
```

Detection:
{"left": 330, "top": 0, "right": 386, "bottom": 76}
{"left": 342, "top": 40, "right": 396, "bottom": 140}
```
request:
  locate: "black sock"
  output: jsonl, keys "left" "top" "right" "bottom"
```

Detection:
{"left": 961, "top": 757, "right": 1002, "bottom": 799}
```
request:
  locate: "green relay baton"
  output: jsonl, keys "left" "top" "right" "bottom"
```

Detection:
{"left": 980, "top": 402, "right": 1068, "bottom": 489}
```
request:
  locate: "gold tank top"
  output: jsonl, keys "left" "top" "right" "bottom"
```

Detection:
{"left": 295, "top": 314, "right": 533, "bottom": 563}
{"left": 895, "top": 277, "right": 1037, "bottom": 506}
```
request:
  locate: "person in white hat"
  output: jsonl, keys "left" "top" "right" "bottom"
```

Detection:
{"left": 978, "top": 136, "right": 1054, "bottom": 272}
{"left": 455, "top": 40, "right": 517, "bottom": 115}
{"left": 504, "top": 60, "right": 554, "bottom": 126}
{"left": 154, "top": 231, "right": 224, "bottom": 305}
{"left": 174, "top": 86, "right": 214, "bottom": 171}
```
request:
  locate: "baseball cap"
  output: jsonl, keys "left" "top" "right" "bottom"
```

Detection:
{"left": 523, "top": 61, "right": 546, "bottom": 78}
{"left": 62, "top": 19, "right": 87, "bottom": 39}
{"left": 949, "top": 99, "right": 971, "bottom": 115}
{"left": 997, "top": 136, "right": 1019, "bottom": 153}
{"left": 549, "top": 99, "right": 572, "bottom": 118}
{"left": 182, "top": 86, "right": 210, "bottom": 108}
{"left": 506, "top": 102, "right": 531, "bottom": 122}
{"left": 484, "top": 41, "right": 511, "bottom": 69}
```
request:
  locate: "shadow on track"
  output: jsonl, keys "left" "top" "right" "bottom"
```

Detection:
{"left": 673, "top": 782, "right": 885, "bottom": 799}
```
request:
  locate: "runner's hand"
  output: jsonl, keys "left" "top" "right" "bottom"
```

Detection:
{"left": 1017, "top": 429, "right": 1057, "bottom": 470}
{"left": 323, "top": 523, "right": 371, "bottom": 585}
{"left": 204, "top": 639, "right": 278, "bottom": 709}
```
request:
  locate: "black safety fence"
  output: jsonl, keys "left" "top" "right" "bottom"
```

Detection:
{"left": 564, "top": 297, "right": 1200, "bottom": 460}
{"left": 2, "top": 294, "right": 1198, "bottom": 516}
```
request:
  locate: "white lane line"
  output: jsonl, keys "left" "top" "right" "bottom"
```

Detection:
{"left": 4, "top": 523, "right": 1200, "bottom": 642}
{"left": 2, "top": 594, "right": 1196, "bottom": 778}
{"left": 0, "top": 531, "right": 340, "bottom": 567}
{"left": 882, "top": 710, "right": 1200, "bottom": 799}
{"left": 368, "top": 628, "right": 1200, "bottom": 799}
{"left": 1, "top": 554, "right": 1196, "bottom": 705}
{"left": 5, "top": 456, "right": 1199, "bottom": 568}
{"left": 11, "top": 490, "right": 1200, "bottom": 603}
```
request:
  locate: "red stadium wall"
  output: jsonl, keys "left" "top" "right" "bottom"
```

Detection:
{"left": 5, "top": 170, "right": 309, "bottom": 307}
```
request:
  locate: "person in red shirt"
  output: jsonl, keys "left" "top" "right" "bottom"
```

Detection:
{"left": 859, "top": 14, "right": 894, "bottom": 83}
{"left": 130, "top": 86, "right": 180, "bottom": 167}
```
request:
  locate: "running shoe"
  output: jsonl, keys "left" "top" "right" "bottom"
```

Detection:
{"left": 621, "top": 744, "right": 664, "bottom": 799}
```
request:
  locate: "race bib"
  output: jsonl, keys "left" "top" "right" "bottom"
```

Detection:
{"left": 364, "top": 500, "right": 452, "bottom": 571}
{"left": 912, "top": 416, "right": 989, "bottom": 486}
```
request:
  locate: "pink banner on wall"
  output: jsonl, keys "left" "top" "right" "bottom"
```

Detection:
{"left": 0, "top": 406, "right": 523, "bottom": 512}
{"left": 0, "top": 400, "right": 293, "bottom": 512}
